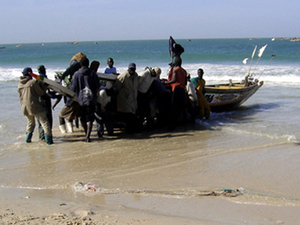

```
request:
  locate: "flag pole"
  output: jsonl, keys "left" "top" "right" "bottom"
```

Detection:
{"left": 257, "top": 54, "right": 276, "bottom": 79}
{"left": 252, "top": 44, "right": 268, "bottom": 77}
{"left": 248, "top": 45, "right": 257, "bottom": 76}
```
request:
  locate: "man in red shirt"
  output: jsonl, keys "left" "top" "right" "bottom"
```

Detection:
{"left": 163, "top": 56, "right": 188, "bottom": 125}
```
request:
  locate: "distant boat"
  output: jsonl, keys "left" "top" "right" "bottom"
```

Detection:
{"left": 187, "top": 39, "right": 191, "bottom": 42}
{"left": 249, "top": 38, "right": 260, "bottom": 40}
{"left": 94, "top": 41, "right": 98, "bottom": 44}
{"left": 15, "top": 44, "right": 21, "bottom": 47}
{"left": 290, "top": 37, "right": 300, "bottom": 42}
{"left": 0, "top": 46, "right": 5, "bottom": 49}
{"left": 68, "top": 41, "right": 79, "bottom": 44}
{"left": 271, "top": 37, "right": 283, "bottom": 41}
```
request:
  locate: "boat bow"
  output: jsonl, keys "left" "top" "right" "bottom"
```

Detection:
{"left": 204, "top": 80, "right": 264, "bottom": 111}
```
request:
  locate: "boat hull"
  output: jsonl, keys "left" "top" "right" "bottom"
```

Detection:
{"left": 204, "top": 81, "right": 263, "bottom": 111}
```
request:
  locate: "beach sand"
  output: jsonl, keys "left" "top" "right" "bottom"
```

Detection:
{"left": 1, "top": 124, "right": 300, "bottom": 224}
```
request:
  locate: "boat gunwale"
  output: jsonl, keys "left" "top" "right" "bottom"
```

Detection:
{"left": 205, "top": 82, "right": 262, "bottom": 94}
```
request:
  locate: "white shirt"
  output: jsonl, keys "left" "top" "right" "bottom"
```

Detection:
{"left": 138, "top": 69, "right": 155, "bottom": 93}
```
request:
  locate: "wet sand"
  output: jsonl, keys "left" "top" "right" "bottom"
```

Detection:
{"left": 1, "top": 124, "right": 300, "bottom": 224}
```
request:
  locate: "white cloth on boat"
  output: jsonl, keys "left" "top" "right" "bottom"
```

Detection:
{"left": 138, "top": 69, "right": 155, "bottom": 93}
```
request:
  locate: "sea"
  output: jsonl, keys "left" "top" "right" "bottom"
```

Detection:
{"left": 1, "top": 38, "right": 300, "bottom": 147}
{"left": 1, "top": 38, "right": 300, "bottom": 223}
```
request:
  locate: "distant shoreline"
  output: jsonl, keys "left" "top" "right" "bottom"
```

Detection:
{"left": 0, "top": 37, "right": 290, "bottom": 46}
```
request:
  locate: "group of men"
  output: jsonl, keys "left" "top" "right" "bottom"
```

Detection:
{"left": 17, "top": 52, "right": 210, "bottom": 144}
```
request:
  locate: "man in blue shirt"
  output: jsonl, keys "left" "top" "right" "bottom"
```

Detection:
{"left": 104, "top": 58, "right": 117, "bottom": 74}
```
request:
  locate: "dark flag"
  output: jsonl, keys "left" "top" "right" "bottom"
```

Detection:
{"left": 169, "top": 36, "right": 176, "bottom": 58}
{"left": 169, "top": 36, "right": 184, "bottom": 58}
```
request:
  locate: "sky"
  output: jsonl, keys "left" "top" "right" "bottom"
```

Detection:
{"left": 0, "top": 0, "right": 299, "bottom": 44}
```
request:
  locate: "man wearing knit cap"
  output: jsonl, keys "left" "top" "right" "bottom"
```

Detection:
{"left": 114, "top": 62, "right": 140, "bottom": 133}
{"left": 36, "top": 65, "right": 53, "bottom": 141}
{"left": 17, "top": 67, "right": 53, "bottom": 145}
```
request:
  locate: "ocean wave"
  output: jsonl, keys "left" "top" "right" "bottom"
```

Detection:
{"left": 0, "top": 66, "right": 70, "bottom": 81}
{"left": 1, "top": 64, "right": 300, "bottom": 85}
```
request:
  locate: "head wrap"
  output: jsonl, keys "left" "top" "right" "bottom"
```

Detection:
{"left": 37, "top": 65, "right": 46, "bottom": 74}
{"left": 22, "top": 67, "right": 32, "bottom": 76}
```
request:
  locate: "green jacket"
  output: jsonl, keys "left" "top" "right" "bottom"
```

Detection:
{"left": 18, "top": 76, "right": 46, "bottom": 116}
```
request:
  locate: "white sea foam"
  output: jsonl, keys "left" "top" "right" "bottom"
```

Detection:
{"left": 183, "top": 64, "right": 300, "bottom": 86}
{"left": 0, "top": 67, "right": 64, "bottom": 81}
{"left": 1, "top": 63, "right": 300, "bottom": 86}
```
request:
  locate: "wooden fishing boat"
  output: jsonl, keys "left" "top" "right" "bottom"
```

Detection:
{"left": 204, "top": 79, "right": 264, "bottom": 111}
{"left": 95, "top": 71, "right": 264, "bottom": 112}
